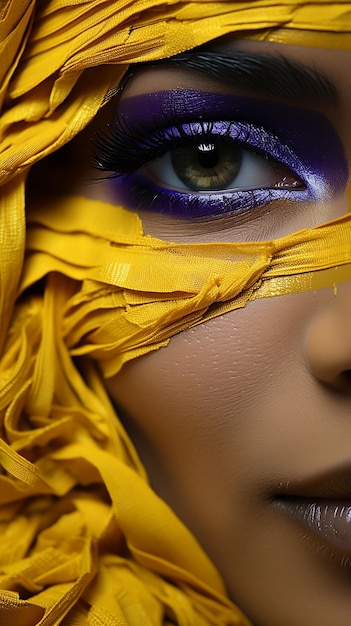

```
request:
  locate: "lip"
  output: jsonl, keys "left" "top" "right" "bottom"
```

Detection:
{"left": 273, "top": 466, "right": 351, "bottom": 558}
{"left": 274, "top": 497, "right": 351, "bottom": 556}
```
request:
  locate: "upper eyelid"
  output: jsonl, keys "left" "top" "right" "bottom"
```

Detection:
{"left": 93, "top": 116, "right": 301, "bottom": 179}
{"left": 90, "top": 90, "right": 347, "bottom": 221}
{"left": 92, "top": 89, "right": 348, "bottom": 208}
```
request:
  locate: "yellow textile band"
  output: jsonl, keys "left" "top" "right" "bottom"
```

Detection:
{"left": 23, "top": 195, "right": 351, "bottom": 377}
{"left": 0, "top": 1, "right": 350, "bottom": 346}
{"left": 0, "top": 1, "right": 350, "bottom": 625}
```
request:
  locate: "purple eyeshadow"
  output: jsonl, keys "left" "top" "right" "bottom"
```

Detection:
{"left": 116, "top": 174, "right": 285, "bottom": 219}
{"left": 103, "top": 90, "right": 348, "bottom": 219}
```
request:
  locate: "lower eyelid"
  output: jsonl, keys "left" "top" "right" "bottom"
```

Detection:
{"left": 114, "top": 172, "right": 313, "bottom": 220}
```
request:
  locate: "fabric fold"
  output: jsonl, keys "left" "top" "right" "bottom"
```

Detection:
{"left": 0, "top": 1, "right": 350, "bottom": 624}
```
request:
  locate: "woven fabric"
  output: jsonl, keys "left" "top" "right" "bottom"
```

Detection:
{"left": 0, "top": 2, "right": 350, "bottom": 624}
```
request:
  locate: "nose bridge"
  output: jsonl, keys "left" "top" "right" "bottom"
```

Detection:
{"left": 333, "top": 280, "right": 351, "bottom": 351}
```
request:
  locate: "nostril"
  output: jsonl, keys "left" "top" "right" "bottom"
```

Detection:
{"left": 338, "top": 370, "right": 351, "bottom": 391}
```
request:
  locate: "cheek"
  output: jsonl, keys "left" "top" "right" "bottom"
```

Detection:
{"left": 105, "top": 277, "right": 351, "bottom": 625}
{"left": 105, "top": 292, "right": 313, "bottom": 504}
{"left": 105, "top": 291, "right": 322, "bottom": 608}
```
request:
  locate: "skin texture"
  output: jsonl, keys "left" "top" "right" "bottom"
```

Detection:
{"left": 88, "top": 39, "right": 351, "bottom": 625}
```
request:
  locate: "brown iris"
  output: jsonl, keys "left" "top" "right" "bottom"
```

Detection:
{"left": 171, "top": 140, "right": 242, "bottom": 191}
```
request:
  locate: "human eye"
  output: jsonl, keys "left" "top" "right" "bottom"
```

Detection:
{"left": 136, "top": 120, "right": 302, "bottom": 196}
{"left": 92, "top": 90, "right": 345, "bottom": 220}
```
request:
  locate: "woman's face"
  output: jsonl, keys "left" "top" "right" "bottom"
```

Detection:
{"left": 90, "top": 38, "right": 351, "bottom": 625}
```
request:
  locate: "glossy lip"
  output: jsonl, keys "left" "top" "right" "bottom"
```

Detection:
{"left": 273, "top": 467, "right": 351, "bottom": 559}
{"left": 274, "top": 497, "right": 351, "bottom": 558}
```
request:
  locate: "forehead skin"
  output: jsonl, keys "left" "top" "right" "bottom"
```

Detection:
{"left": 101, "top": 38, "right": 351, "bottom": 626}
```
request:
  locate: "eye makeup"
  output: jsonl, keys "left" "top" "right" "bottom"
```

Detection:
{"left": 93, "top": 90, "right": 348, "bottom": 220}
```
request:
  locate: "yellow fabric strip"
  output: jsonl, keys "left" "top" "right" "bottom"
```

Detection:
{"left": 0, "top": 1, "right": 350, "bottom": 625}
{"left": 22, "top": 196, "right": 351, "bottom": 377}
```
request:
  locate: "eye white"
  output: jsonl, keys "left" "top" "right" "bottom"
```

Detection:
{"left": 140, "top": 147, "right": 282, "bottom": 192}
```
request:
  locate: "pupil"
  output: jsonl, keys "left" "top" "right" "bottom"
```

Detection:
{"left": 171, "top": 139, "right": 242, "bottom": 191}
{"left": 197, "top": 143, "right": 219, "bottom": 169}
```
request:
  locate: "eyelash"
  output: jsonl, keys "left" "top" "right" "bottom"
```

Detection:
{"left": 92, "top": 113, "right": 311, "bottom": 219}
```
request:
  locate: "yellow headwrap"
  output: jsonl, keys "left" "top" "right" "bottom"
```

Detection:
{"left": 0, "top": 1, "right": 350, "bottom": 624}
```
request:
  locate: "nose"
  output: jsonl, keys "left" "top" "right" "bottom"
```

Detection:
{"left": 305, "top": 282, "right": 351, "bottom": 392}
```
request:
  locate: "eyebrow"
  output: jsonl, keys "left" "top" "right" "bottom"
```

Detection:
{"left": 128, "top": 49, "right": 338, "bottom": 108}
